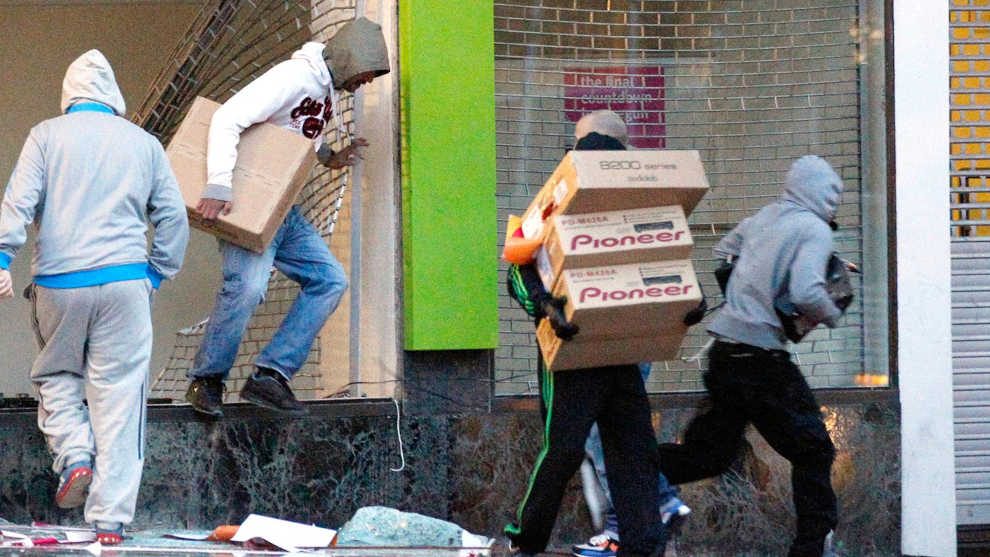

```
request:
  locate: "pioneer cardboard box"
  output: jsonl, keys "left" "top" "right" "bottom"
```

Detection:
{"left": 537, "top": 320, "right": 688, "bottom": 371}
{"left": 166, "top": 96, "right": 317, "bottom": 253}
{"left": 518, "top": 150, "right": 708, "bottom": 242}
{"left": 535, "top": 205, "right": 693, "bottom": 291}
{"left": 549, "top": 259, "right": 702, "bottom": 341}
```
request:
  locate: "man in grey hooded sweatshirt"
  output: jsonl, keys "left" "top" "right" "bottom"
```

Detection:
{"left": 657, "top": 156, "right": 845, "bottom": 557}
{"left": 185, "top": 17, "right": 389, "bottom": 417}
{"left": 0, "top": 50, "right": 189, "bottom": 543}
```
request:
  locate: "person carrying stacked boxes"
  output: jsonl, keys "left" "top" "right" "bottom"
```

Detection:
{"left": 572, "top": 112, "right": 690, "bottom": 557}
{"left": 504, "top": 110, "right": 703, "bottom": 557}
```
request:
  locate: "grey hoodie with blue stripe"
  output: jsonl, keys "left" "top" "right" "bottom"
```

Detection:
{"left": 707, "top": 155, "right": 844, "bottom": 350}
{"left": 0, "top": 50, "right": 188, "bottom": 285}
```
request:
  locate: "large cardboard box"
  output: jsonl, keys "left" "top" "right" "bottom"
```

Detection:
{"left": 535, "top": 205, "right": 693, "bottom": 291}
{"left": 166, "top": 96, "right": 317, "bottom": 253}
{"left": 519, "top": 150, "right": 708, "bottom": 241}
{"left": 537, "top": 321, "right": 687, "bottom": 371}
{"left": 549, "top": 259, "right": 701, "bottom": 341}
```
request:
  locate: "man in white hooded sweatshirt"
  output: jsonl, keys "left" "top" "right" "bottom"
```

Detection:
{"left": 0, "top": 50, "right": 189, "bottom": 543}
{"left": 185, "top": 18, "right": 389, "bottom": 417}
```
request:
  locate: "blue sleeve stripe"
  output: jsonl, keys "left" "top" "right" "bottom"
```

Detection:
{"left": 146, "top": 267, "right": 165, "bottom": 290}
{"left": 0, "top": 252, "right": 11, "bottom": 270}
{"left": 35, "top": 263, "right": 152, "bottom": 289}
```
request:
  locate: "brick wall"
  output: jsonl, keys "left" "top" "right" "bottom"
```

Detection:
{"left": 494, "top": 0, "right": 874, "bottom": 395}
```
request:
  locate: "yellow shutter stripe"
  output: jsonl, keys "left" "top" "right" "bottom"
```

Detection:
{"left": 952, "top": 7, "right": 990, "bottom": 233}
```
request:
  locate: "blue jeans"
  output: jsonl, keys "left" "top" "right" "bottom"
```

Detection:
{"left": 585, "top": 362, "right": 679, "bottom": 538}
{"left": 188, "top": 206, "right": 347, "bottom": 380}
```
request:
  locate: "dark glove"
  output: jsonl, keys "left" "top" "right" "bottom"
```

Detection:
{"left": 316, "top": 143, "right": 334, "bottom": 166}
{"left": 683, "top": 298, "right": 708, "bottom": 326}
{"left": 536, "top": 293, "right": 579, "bottom": 341}
{"left": 835, "top": 293, "right": 854, "bottom": 312}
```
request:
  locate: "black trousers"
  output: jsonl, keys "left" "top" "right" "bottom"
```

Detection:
{"left": 506, "top": 364, "right": 663, "bottom": 557}
{"left": 658, "top": 341, "right": 837, "bottom": 557}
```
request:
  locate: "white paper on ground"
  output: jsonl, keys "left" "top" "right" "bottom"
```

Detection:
{"left": 65, "top": 531, "right": 97, "bottom": 543}
{"left": 0, "top": 530, "right": 29, "bottom": 540}
{"left": 162, "top": 532, "right": 212, "bottom": 541}
{"left": 458, "top": 530, "right": 494, "bottom": 557}
{"left": 230, "top": 514, "right": 336, "bottom": 552}
{"left": 0, "top": 530, "right": 32, "bottom": 548}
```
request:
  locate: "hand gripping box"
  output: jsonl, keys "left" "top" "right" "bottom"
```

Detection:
{"left": 536, "top": 259, "right": 701, "bottom": 371}
{"left": 535, "top": 205, "right": 693, "bottom": 291}
{"left": 166, "top": 96, "right": 318, "bottom": 253}
{"left": 518, "top": 150, "right": 709, "bottom": 242}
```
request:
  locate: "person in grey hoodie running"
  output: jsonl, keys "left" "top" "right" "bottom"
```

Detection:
{"left": 657, "top": 155, "right": 845, "bottom": 557}
{"left": 0, "top": 50, "right": 189, "bottom": 544}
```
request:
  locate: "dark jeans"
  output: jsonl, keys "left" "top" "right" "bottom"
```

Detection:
{"left": 658, "top": 341, "right": 837, "bottom": 557}
{"left": 507, "top": 364, "right": 663, "bottom": 557}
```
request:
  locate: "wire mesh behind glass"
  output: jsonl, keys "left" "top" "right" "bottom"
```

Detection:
{"left": 493, "top": 0, "right": 879, "bottom": 396}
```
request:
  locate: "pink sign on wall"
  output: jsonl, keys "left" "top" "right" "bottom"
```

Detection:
{"left": 564, "top": 66, "right": 665, "bottom": 149}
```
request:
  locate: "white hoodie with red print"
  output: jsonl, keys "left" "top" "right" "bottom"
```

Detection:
{"left": 203, "top": 42, "right": 336, "bottom": 201}
{"left": 204, "top": 18, "right": 390, "bottom": 202}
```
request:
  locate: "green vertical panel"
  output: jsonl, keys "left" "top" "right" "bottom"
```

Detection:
{"left": 400, "top": 0, "right": 498, "bottom": 350}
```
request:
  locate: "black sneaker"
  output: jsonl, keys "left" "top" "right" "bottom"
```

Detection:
{"left": 241, "top": 368, "right": 308, "bottom": 416}
{"left": 185, "top": 377, "right": 225, "bottom": 417}
{"left": 507, "top": 541, "right": 538, "bottom": 557}
{"left": 788, "top": 530, "right": 835, "bottom": 557}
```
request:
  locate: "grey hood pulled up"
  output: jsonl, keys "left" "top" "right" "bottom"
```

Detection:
{"left": 780, "top": 155, "right": 843, "bottom": 223}
{"left": 324, "top": 17, "right": 390, "bottom": 86}
{"left": 60, "top": 49, "right": 126, "bottom": 115}
{"left": 707, "top": 155, "right": 844, "bottom": 350}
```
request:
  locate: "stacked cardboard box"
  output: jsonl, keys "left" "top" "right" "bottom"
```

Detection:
{"left": 535, "top": 205, "right": 693, "bottom": 291}
{"left": 166, "top": 96, "right": 318, "bottom": 253}
{"left": 521, "top": 150, "right": 709, "bottom": 371}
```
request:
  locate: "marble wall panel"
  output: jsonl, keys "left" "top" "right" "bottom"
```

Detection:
{"left": 0, "top": 399, "right": 899, "bottom": 555}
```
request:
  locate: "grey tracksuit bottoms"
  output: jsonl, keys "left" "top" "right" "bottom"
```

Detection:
{"left": 29, "top": 279, "right": 153, "bottom": 526}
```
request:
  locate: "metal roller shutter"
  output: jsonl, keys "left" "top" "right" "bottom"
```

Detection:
{"left": 951, "top": 0, "right": 990, "bottom": 526}
{"left": 493, "top": 0, "right": 873, "bottom": 396}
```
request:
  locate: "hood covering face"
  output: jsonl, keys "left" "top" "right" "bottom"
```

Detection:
{"left": 60, "top": 49, "right": 126, "bottom": 115}
{"left": 575, "top": 110, "right": 628, "bottom": 147}
{"left": 324, "top": 17, "right": 390, "bottom": 86}
{"left": 780, "top": 155, "right": 843, "bottom": 222}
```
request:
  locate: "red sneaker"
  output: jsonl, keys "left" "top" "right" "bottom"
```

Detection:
{"left": 55, "top": 463, "right": 92, "bottom": 509}
{"left": 95, "top": 523, "right": 124, "bottom": 546}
